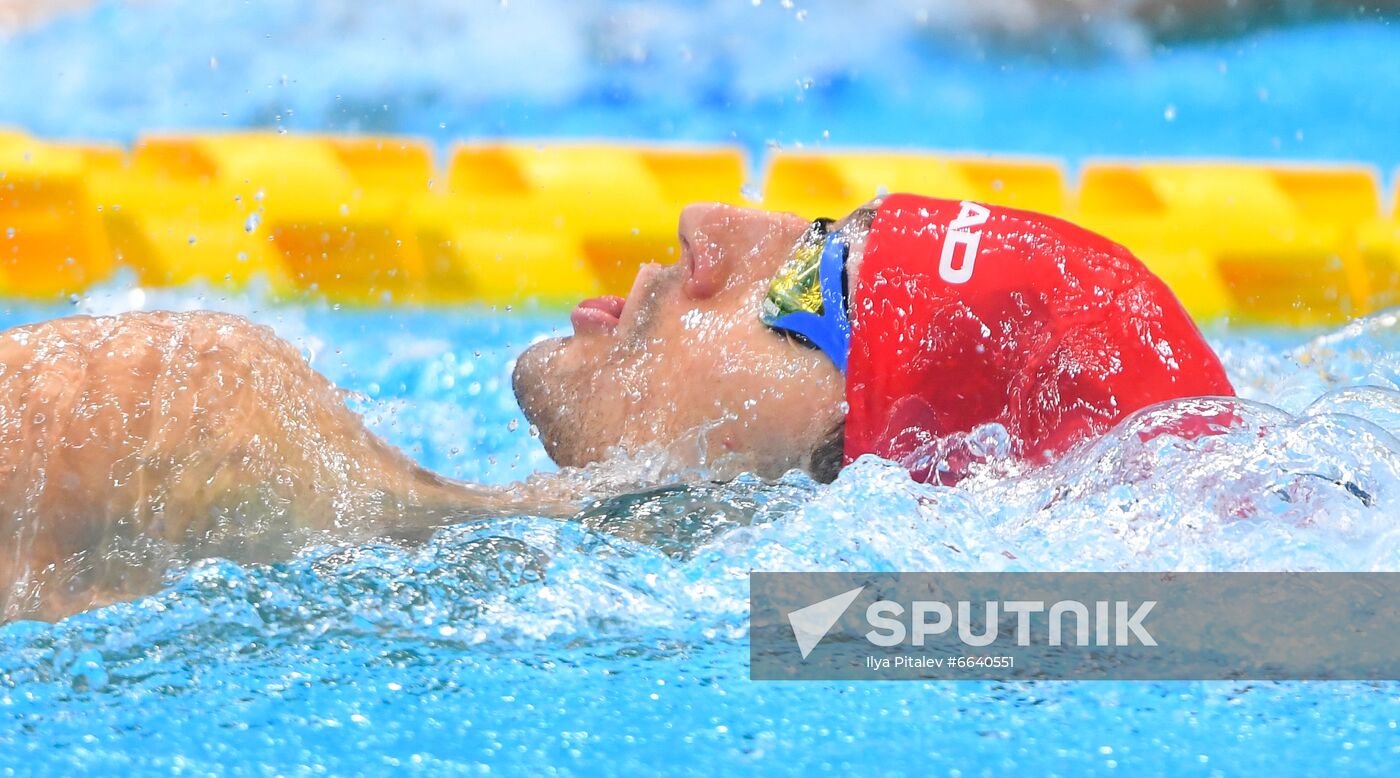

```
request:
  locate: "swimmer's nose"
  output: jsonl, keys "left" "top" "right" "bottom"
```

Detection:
{"left": 678, "top": 202, "right": 726, "bottom": 299}
{"left": 678, "top": 202, "right": 800, "bottom": 300}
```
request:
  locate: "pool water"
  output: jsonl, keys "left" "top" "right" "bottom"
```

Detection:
{"left": 1, "top": 2, "right": 1398, "bottom": 172}
{"left": 3, "top": 2, "right": 1400, "bottom": 774}
{"left": 2, "top": 284, "right": 1399, "bottom": 775}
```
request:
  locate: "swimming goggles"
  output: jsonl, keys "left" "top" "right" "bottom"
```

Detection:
{"left": 759, "top": 218, "right": 853, "bottom": 373}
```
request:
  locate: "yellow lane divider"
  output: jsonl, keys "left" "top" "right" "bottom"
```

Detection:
{"left": 1, "top": 129, "right": 1397, "bottom": 325}
{"left": 0, "top": 132, "right": 119, "bottom": 296}
{"left": 1076, "top": 162, "right": 1389, "bottom": 325}
{"left": 762, "top": 150, "right": 1065, "bottom": 218}
{"left": 425, "top": 143, "right": 746, "bottom": 304}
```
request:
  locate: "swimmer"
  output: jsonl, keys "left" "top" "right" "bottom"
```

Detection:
{"left": 0, "top": 195, "right": 1233, "bottom": 621}
{"left": 513, "top": 195, "right": 1233, "bottom": 481}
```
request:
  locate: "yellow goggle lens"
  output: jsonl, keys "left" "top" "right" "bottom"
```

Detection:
{"left": 761, "top": 220, "right": 830, "bottom": 324}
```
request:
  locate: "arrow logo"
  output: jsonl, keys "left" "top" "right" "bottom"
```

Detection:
{"left": 787, "top": 586, "right": 866, "bottom": 659}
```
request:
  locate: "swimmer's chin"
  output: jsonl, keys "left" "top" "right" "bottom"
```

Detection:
{"left": 511, "top": 336, "right": 591, "bottom": 467}
{"left": 511, "top": 339, "right": 554, "bottom": 409}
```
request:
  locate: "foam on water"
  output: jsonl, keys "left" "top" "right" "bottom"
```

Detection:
{"left": 2, "top": 286, "right": 1399, "bottom": 773}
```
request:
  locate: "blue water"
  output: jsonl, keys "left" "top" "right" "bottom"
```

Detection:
{"left": 0, "top": 2, "right": 1397, "bottom": 173}
{"left": 3, "top": 2, "right": 1400, "bottom": 775}
{"left": 3, "top": 284, "right": 1400, "bottom": 775}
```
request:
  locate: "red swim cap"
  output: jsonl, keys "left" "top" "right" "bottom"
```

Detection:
{"left": 843, "top": 194, "right": 1235, "bottom": 482}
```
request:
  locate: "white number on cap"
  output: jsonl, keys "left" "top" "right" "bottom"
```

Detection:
{"left": 938, "top": 200, "right": 990, "bottom": 284}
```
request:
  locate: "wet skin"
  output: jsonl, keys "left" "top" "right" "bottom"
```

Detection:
{"left": 0, "top": 311, "right": 542, "bottom": 620}
{"left": 0, "top": 202, "right": 848, "bottom": 621}
{"left": 512, "top": 202, "right": 846, "bottom": 478}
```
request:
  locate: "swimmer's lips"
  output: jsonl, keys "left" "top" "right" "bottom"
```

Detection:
{"left": 571, "top": 243, "right": 697, "bottom": 336}
{"left": 571, "top": 295, "right": 626, "bottom": 335}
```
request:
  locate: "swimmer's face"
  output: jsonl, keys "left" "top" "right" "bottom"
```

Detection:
{"left": 512, "top": 203, "right": 846, "bottom": 478}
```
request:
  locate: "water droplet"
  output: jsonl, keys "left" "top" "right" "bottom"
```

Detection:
{"left": 1163, "top": 104, "right": 1177, "bottom": 122}
{"left": 244, "top": 212, "right": 261, "bottom": 233}
{"left": 507, "top": 419, "right": 519, "bottom": 432}
{"left": 188, "top": 235, "right": 198, "bottom": 245}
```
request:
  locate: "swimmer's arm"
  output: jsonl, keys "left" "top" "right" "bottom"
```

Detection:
{"left": 391, "top": 463, "right": 580, "bottom": 524}
{"left": 0, "top": 311, "right": 575, "bottom": 559}
{"left": 0, "top": 311, "right": 582, "bottom": 621}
